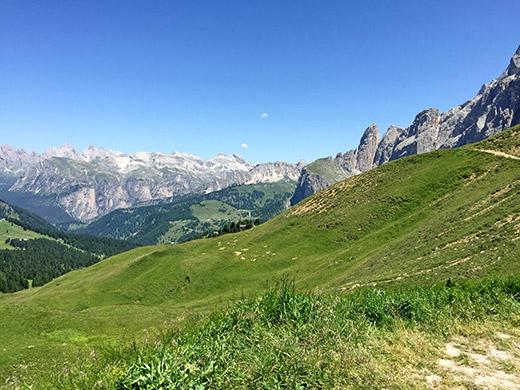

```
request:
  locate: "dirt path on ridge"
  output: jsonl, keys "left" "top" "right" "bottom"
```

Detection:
{"left": 474, "top": 149, "right": 520, "bottom": 160}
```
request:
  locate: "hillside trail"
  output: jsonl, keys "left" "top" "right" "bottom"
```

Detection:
{"left": 427, "top": 334, "right": 520, "bottom": 389}
{"left": 473, "top": 149, "right": 520, "bottom": 160}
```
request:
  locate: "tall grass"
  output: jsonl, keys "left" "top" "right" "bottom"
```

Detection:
{"left": 113, "top": 276, "right": 520, "bottom": 390}
{"left": 12, "top": 276, "right": 520, "bottom": 389}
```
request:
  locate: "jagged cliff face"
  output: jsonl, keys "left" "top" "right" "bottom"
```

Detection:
{"left": 291, "top": 45, "right": 520, "bottom": 205}
{"left": 0, "top": 145, "right": 42, "bottom": 174}
{"left": 0, "top": 145, "right": 304, "bottom": 222}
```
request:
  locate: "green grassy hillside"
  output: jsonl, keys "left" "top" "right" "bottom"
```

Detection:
{"left": 0, "top": 199, "right": 56, "bottom": 231}
{"left": 305, "top": 156, "right": 355, "bottom": 183}
{"left": 1, "top": 125, "right": 520, "bottom": 386}
{"left": 117, "top": 278, "right": 520, "bottom": 389}
{"left": 0, "top": 220, "right": 49, "bottom": 250}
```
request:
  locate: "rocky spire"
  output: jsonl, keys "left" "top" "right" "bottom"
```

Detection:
{"left": 355, "top": 124, "right": 379, "bottom": 172}
{"left": 373, "top": 125, "right": 404, "bottom": 166}
{"left": 43, "top": 143, "right": 84, "bottom": 161}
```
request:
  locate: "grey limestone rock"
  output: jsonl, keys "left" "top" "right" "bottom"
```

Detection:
{"left": 290, "top": 167, "right": 331, "bottom": 206}
{"left": 292, "top": 44, "right": 520, "bottom": 204}
{"left": 1, "top": 145, "right": 304, "bottom": 222}
{"left": 388, "top": 108, "right": 441, "bottom": 161}
{"left": 290, "top": 124, "right": 376, "bottom": 205}
{"left": 355, "top": 124, "right": 379, "bottom": 172}
{"left": 373, "top": 126, "right": 404, "bottom": 166}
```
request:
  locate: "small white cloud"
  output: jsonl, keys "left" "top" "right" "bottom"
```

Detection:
{"left": 241, "top": 143, "right": 248, "bottom": 149}
{"left": 260, "top": 112, "right": 269, "bottom": 119}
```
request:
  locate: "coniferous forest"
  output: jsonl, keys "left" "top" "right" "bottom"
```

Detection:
{"left": 0, "top": 200, "right": 140, "bottom": 293}
{"left": 0, "top": 238, "right": 99, "bottom": 292}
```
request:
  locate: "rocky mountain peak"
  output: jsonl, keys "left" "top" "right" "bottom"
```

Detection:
{"left": 82, "top": 145, "right": 126, "bottom": 161}
{"left": 43, "top": 143, "right": 84, "bottom": 161}
{"left": 373, "top": 125, "right": 404, "bottom": 166}
{"left": 231, "top": 153, "right": 249, "bottom": 165}
{"left": 203, "top": 153, "right": 253, "bottom": 172}
{"left": 501, "top": 45, "right": 520, "bottom": 78}
{"left": 1, "top": 142, "right": 302, "bottom": 221}
{"left": 170, "top": 151, "right": 199, "bottom": 160}
{"left": 0, "top": 144, "right": 42, "bottom": 172}
{"left": 409, "top": 109, "right": 440, "bottom": 135}
{"left": 0, "top": 144, "right": 17, "bottom": 156}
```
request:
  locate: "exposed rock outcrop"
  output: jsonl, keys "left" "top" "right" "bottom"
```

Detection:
{"left": 0, "top": 144, "right": 42, "bottom": 174}
{"left": 291, "top": 167, "right": 332, "bottom": 204}
{"left": 291, "top": 44, "right": 520, "bottom": 205}
{"left": 373, "top": 126, "right": 404, "bottom": 166}
{"left": 290, "top": 124, "right": 380, "bottom": 205}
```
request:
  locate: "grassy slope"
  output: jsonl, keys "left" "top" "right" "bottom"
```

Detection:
{"left": 0, "top": 202, "right": 54, "bottom": 249}
{"left": 118, "top": 278, "right": 520, "bottom": 390}
{"left": 11, "top": 278, "right": 520, "bottom": 389}
{"left": 305, "top": 157, "right": 354, "bottom": 184}
{"left": 0, "top": 199, "right": 56, "bottom": 231}
{"left": 0, "top": 220, "right": 49, "bottom": 249}
{"left": 1, "top": 125, "right": 520, "bottom": 380}
{"left": 191, "top": 200, "right": 244, "bottom": 221}
{"left": 0, "top": 200, "right": 140, "bottom": 295}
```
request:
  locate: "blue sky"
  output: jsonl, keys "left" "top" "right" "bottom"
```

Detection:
{"left": 1, "top": 1, "right": 519, "bottom": 163}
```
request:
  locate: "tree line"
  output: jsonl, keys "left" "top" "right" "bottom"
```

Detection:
{"left": 5, "top": 217, "right": 139, "bottom": 257}
{"left": 0, "top": 214, "right": 141, "bottom": 293}
{"left": 0, "top": 238, "right": 100, "bottom": 293}
{"left": 193, "top": 218, "right": 260, "bottom": 240}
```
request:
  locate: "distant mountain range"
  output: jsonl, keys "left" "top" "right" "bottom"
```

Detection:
{"left": 291, "top": 44, "right": 520, "bottom": 204}
{"left": 0, "top": 143, "right": 305, "bottom": 223}
{"left": 2, "top": 45, "right": 519, "bottom": 225}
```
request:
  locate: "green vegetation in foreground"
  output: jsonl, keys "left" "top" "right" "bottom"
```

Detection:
{"left": 66, "top": 180, "right": 296, "bottom": 245}
{"left": 9, "top": 277, "right": 520, "bottom": 389}
{"left": 1, "top": 125, "right": 520, "bottom": 385}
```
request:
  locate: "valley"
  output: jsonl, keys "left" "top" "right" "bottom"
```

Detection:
{"left": 66, "top": 180, "right": 296, "bottom": 245}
